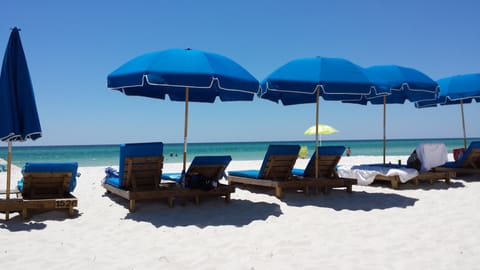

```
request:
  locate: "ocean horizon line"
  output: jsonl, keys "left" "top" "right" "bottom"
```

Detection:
{"left": 1, "top": 136, "right": 478, "bottom": 149}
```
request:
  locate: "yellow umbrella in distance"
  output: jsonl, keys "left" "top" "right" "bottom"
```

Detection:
{"left": 304, "top": 124, "right": 339, "bottom": 135}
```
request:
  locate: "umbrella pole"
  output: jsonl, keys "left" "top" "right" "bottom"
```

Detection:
{"left": 315, "top": 88, "right": 319, "bottom": 181}
{"left": 383, "top": 96, "right": 386, "bottom": 165}
{"left": 460, "top": 100, "right": 467, "bottom": 149}
{"left": 182, "top": 87, "right": 189, "bottom": 187}
{"left": 5, "top": 141, "right": 12, "bottom": 220}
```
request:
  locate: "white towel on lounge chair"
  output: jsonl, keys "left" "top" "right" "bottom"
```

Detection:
{"left": 337, "top": 165, "right": 419, "bottom": 186}
{"left": 415, "top": 143, "right": 448, "bottom": 172}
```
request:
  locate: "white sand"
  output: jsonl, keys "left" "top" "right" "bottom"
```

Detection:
{"left": 1, "top": 155, "right": 480, "bottom": 269}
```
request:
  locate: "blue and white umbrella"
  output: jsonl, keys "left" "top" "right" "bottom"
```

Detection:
{"left": 108, "top": 48, "right": 259, "bottom": 183}
{"left": 0, "top": 27, "right": 42, "bottom": 220}
{"left": 416, "top": 73, "right": 480, "bottom": 148}
{"left": 343, "top": 65, "right": 438, "bottom": 164}
{"left": 260, "top": 56, "right": 374, "bottom": 179}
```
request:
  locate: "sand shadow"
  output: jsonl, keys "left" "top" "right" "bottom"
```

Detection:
{"left": 23, "top": 209, "right": 82, "bottom": 222}
{"left": 0, "top": 214, "right": 47, "bottom": 231}
{"left": 370, "top": 180, "right": 466, "bottom": 191}
{"left": 281, "top": 190, "right": 418, "bottom": 211}
{"left": 124, "top": 198, "right": 282, "bottom": 228}
{"left": 456, "top": 174, "right": 480, "bottom": 182}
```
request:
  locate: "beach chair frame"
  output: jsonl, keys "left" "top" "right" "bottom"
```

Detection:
{"left": 161, "top": 156, "right": 235, "bottom": 206}
{"left": 20, "top": 171, "right": 78, "bottom": 219}
{"left": 434, "top": 144, "right": 480, "bottom": 175}
{"left": 295, "top": 148, "right": 356, "bottom": 193}
{"left": 102, "top": 155, "right": 175, "bottom": 211}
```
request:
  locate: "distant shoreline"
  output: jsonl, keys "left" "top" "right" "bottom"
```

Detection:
{"left": 1, "top": 137, "right": 478, "bottom": 148}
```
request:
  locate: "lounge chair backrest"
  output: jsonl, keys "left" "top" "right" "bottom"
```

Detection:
{"left": 119, "top": 142, "right": 164, "bottom": 188}
{"left": 22, "top": 162, "right": 79, "bottom": 193}
{"left": 303, "top": 146, "right": 345, "bottom": 178}
{"left": 456, "top": 141, "right": 480, "bottom": 168}
{"left": 21, "top": 162, "right": 79, "bottom": 198}
{"left": 23, "top": 172, "right": 72, "bottom": 199}
{"left": 186, "top": 156, "right": 232, "bottom": 180}
{"left": 259, "top": 145, "right": 300, "bottom": 180}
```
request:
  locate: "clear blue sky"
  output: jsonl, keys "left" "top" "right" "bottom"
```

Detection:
{"left": 2, "top": 0, "right": 479, "bottom": 146}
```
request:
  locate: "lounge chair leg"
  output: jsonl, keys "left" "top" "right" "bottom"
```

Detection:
{"left": 347, "top": 185, "right": 352, "bottom": 193}
{"left": 225, "top": 194, "right": 231, "bottom": 203}
{"left": 68, "top": 207, "right": 74, "bottom": 217}
{"left": 195, "top": 196, "right": 200, "bottom": 205}
{"left": 304, "top": 186, "right": 309, "bottom": 195}
{"left": 391, "top": 179, "right": 399, "bottom": 189}
{"left": 129, "top": 200, "right": 136, "bottom": 212}
{"left": 22, "top": 208, "right": 27, "bottom": 220}
{"left": 168, "top": 197, "right": 174, "bottom": 208}
{"left": 275, "top": 187, "right": 282, "bottom": 198}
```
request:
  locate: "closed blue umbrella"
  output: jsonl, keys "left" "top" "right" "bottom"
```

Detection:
{"left": 108, "top": 48, "right": 259, "bottom": 183}
{"left": 416, "top": 73, "right": 480, "bottom": 148}
{"left": 260, "top": 56, "right": 374, "bottom": 179}
{"left": 344, "top": 65, "right": 438, "bottom": 164}
{"left": 0, "top": 27, "right": 42, "bottom": 220}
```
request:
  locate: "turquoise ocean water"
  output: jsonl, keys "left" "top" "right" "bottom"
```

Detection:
{"left": 1, "top": 138, "right": 478, "bottom": 167}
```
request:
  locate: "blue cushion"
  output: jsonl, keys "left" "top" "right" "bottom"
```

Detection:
{"left": 105, "top": 177, "right": 123, "bottom": 188}
{"left": 161, "top": 172, "right": 183, "bottom": 183}
{"left": 291, "top": 168, "right": 305, "bottom": 176}
{"left": 105, "top": 167, "right": 119, "bottom": 178}
{"left": 439, "top": 161, "right": 457, "bottom": 168}
{"left": 228, "top": 170, "right": 261, "bottom": 179}
{"left": 18, "top": 162, "right": 79, "bottom": 192}
{"left": 188, "top": 155, "right": 232, "bottom": 167}
{"left": 161, "top": 155, "right": 232, "bottom": 182}
{"left": 111, "top": 142, "right": 164, "bottom": 187}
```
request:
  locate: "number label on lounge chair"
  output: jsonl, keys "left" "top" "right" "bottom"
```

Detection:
{"left": 55, "top": 199, "right": 78, "bottom": 208}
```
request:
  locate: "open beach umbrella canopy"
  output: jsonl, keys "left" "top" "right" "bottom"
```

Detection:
{"left": 416, "top": 73, "right": 480, "bottom": 148}
{"left": 260, "top": 56, "right": 374, "bottom": 179}
{"left": 0, "top": 27, "right": 42, "bottom": 220}
{"left": 343, "top": 65, "right": 438, "bottom": 164}
{"left": 304, "top": 124, "right": 338, "bottom": 135}
{"left": 108, "top": 48, "right": 260, "bottom": 182}
{"left": 304, "top": 124, "right": 338, "bottom": 147}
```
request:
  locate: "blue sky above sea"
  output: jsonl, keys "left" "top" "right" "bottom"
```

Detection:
{"left": 1, "top": 1, "right": 479, "bottom": 146}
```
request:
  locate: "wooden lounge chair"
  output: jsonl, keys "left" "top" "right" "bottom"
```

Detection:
{"left": 227, "top": 145, "right": 302, "bottom": 198}
{"left": 434, "top": 141, "right": 480, "bottom": 175}
{"left": 161, "top": 156, "right": 235, "bottom": 205}
{"left": 336, "top": 143, "right": 454, "bottom": 189}
{"left": 102, "top": 142, "right": 170, "bottom": 211}
{"left": 18, "top": 162, "right": 79, "bottom": 219}
{"left": 372, "top": 143, "right": 455, "bottom": 189}
{"left": 291, "top": 146, "right": 356, "bottom": 193}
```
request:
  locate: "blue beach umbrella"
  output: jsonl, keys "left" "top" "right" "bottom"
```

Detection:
{"left": 108, "top": 48, "right": 259, "bottom": 183}
{"left": 416, "top": 73, "right": 480, "bottom": 148}
{"left": 343, "top": 65, "right": 438, "bottom": 164}
{"left": 260, "top": 56, "right": 374, "bottom": 179}
{"left": 0, "top": 27, "right": 42, "bottom": 220}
